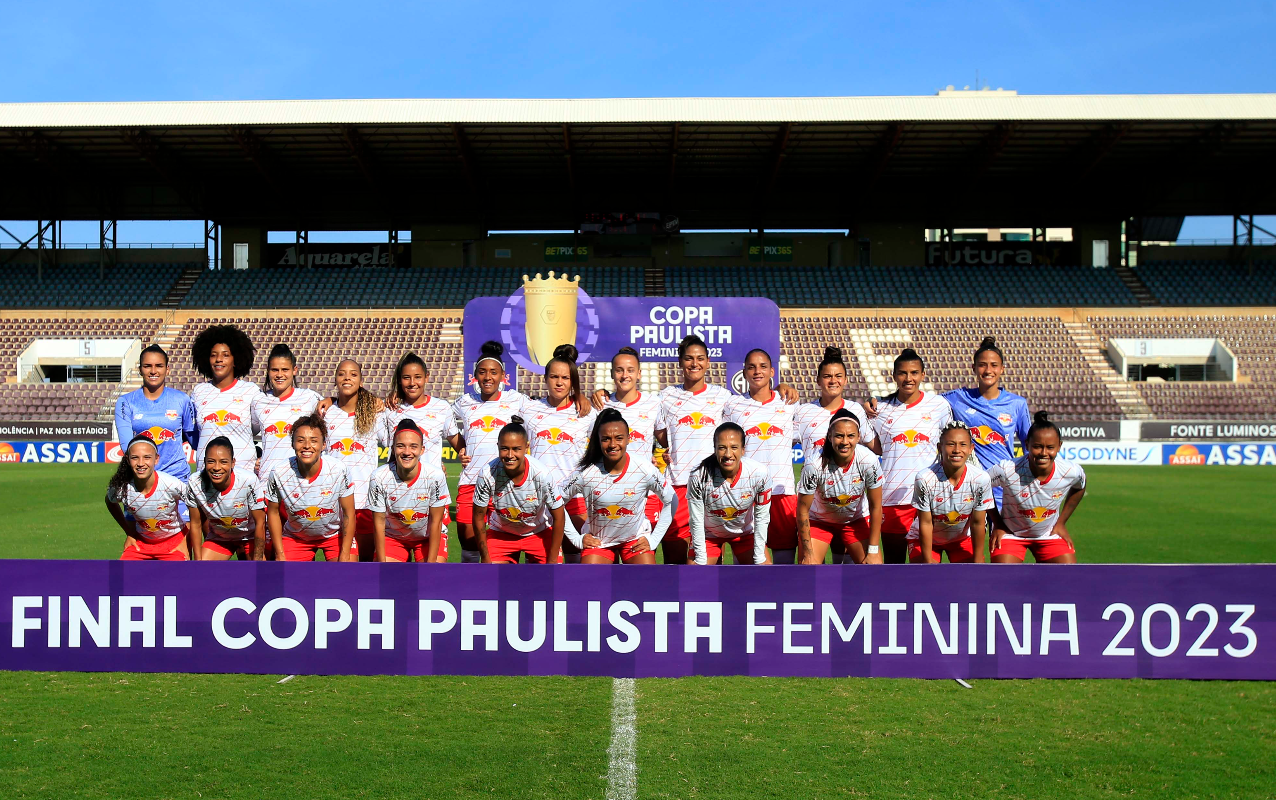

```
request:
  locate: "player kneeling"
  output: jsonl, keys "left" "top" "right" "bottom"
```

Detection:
{"left": 687, "top": 423, "right": 772, "bottom": 565}
{"left": 472, "top": 416, "right": 567, "bottom": 564}
{"left": 795, "top": 410, "right": 883, "bottom": 565}
{"left": 368, "top": 419, "right": 450, "bottom": 562}
{"left": 264, "top": 414, "right": 356, "bottom": 562}
{"left": 908, "top": 421, "right": 992, "bottom": 564}
{"left": 560, "top": 408, "right": 677, "bottom": 564}
{"left": 185, "top": 436, "right": 266, "bottom": 560}
{"left": 105, "top": 436, "right": 190, "bottom": 561}
{"left": 987, "top": 411, "right": 1086, "bottom": 564}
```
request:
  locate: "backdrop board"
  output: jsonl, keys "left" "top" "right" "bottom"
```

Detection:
{"left": 463, "top": 279, "right": 781, "bottom": 394}
{"left": 2, "top": 562, "right": 1270, "bottom": 680}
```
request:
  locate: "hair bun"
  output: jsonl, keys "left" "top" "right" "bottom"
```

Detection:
{"left": 900, "top": 347, "right": 919, "bottom": 359}
{"left": 552, "top": 344, "right": 579, "bottom": 363}
{"left": 480, "top": 340, "right": 504, "bottom": 358}
{"left": 978, "top": 336, "right": 997, "bottom": 349}
{"left": 510, "top": 415, "right": 524, "bottom": 425}
{"left": 822, "top": 346, "right": 843, "bottom": 362}
{"left": 1033, "top": 410, "right": 1050, "bottom": 425}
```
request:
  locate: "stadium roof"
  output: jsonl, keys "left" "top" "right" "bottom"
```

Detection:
{"left": 2, "top": 93, "right": 1274, "bottom": 230}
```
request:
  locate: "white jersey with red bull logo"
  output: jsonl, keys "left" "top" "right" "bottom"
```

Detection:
{"left": 382, "top": 396, "right": 460, "bottom": 473}
{"left": 367, "top": 463, "right": 451, "bottom": 541}
{"left": 604, "top": 392, "right": 662, "bottom": 459}
{"left": 251, "top": 387, "right": 321, "bottom": 479}
{"left": 907, "top": 462, "right": 995, "bottom": 545}
{"left": 559, "top": 455, "right": 676, "bottom": 548}
{"left": 264, "top": 456, "right": 354, "bottom": 541}
{"left": 191, "top": 379, "right": 263, "bottom": 466}
{"left": 107, "top": 471, "right": 188, "bottom": 541}
{"left": 796, "top": 446, "right": 884, "bottom": 524}
{"left": 454, "top": 390, "right": 531, "bottom": 487}
{"left": 793, "top": 399, "right": 874, "bottom": 464}
{"left": 686, "top": 456, "right": 772, "bottom": 558}
{"left": 723, "top": 392, "right": 798, "bottom": 494}
{"left": 986, "top": 456, "right": 1086, "bottom": 540}
{"left": 870, "top": 392, "right": 953, "bottom": 507}
{"left": 524, "top": 398, "right": 596, "bottom": 489}
{"left": 656, "top": 383, "right": 732, "bottom": 486}
{"left": 322, "top": 404, "right": 388, "bottom": 509}
{"left": 183, "top": 467, "right": 265, "bottom": 542}
{"left": 472, "top": 454, "right": 565, "bottom": 536}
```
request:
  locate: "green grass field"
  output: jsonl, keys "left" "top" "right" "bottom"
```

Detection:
{"left": 2, "top": 464, "right": 1274, "bottom": 799}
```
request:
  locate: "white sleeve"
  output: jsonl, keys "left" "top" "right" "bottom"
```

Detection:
{"left": 752, "top": 473, "right": 772, "bottom": 565}
{"left": 645, "top": 470, "right": 677, "bottom": 550}
{"left": 687, "top": 472, "right": 707, "bottom": 565}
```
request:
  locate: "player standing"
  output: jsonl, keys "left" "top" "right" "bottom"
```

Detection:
{"left": 321, "top": 359, "right": 387, "bottom": 561}
{"left": 795, "top": 410, "right": 883, "bottom": 565}
{"left": 190, "top": 325, "right": 262, "bottom": 468}
{"left": 114, "top": 344, "right": 198, "bottom": 486}
{"left": 908, "top": 421, "right": 992, "bottom": 564}
{"left": 367, "top": 419, "right": 451, "bottom": 563}
{"left": 986, "top": 411, "right": 1086, "bottom": 564}
{"left": 251, "top": 344, "right": 321, "bottom": 480}
{"left": 264, "top": 413, "right": 356, "bottom": 562}
{"left": 453, "top": 341, "right": 531, "bottom": 563}
{"left": 559, "top": 408, "right": 677, "bottom": 564}
{"left": 866, "top": 348, "right": 952, "bottom": 563}
{"left": 599, "top": 347, "right": 664, "bottom": 526}
{"left": 686, "top": 422, "right": 772, "bottom": 565}
{"left": 472, "top": 417, "right": 567, "bottom": 564}
{"left": 104, "top": 436, "right": 190, "bottom": 561}
{"left": 184, "top": 435, "right": 266, "bottom": 561}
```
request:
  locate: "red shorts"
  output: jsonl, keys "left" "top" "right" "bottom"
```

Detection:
{"left": 644, "top": 494, "right": 662, "bottom": 527}
{"left": 384, "top": 536, "right": 432, "bottom": 562}
{"left": 881, "top": 505, "right": 917, "bottom": 537}
{"left": 810, "top": 518, "right": 871, "bottom": 549}
{"left": 352, "top": 509, "right": 377, "bottom": 559}
{"left": 456, "top": 484, "right": 494, "bottom": 526}
{"left": 281, "top": 536, "right": 343, "bottom": 562}
{"left": 487, "top": 528, "right": 553, "bottom": 564}
{"left": 767, "top": 494, "right": 798, "bottom": 550}
{"left": 202, "top": 537, "right": 254, "bottom": 559}
{"left": 909, "top": 537, "right": 976, "bottom": 564}
{"left": 671, "top": 485, "right": 691, "bottom": 540}
{"left": 992, "top": 536, "right": 1075, "bottom": 562}
{"left": 564, "top": 497, "right": 587, "bottom": 519}
{"left": 703, "top": 534, "right": 755, "bottom": 564}
{"left": 121, "top": 532, "right": 188, "bottom": 561}
{"left": 582, "top": 538, "right": 648, "bottom": 563}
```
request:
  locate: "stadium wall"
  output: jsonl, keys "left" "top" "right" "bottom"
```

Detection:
{"left": 3, "top": 248, "right": 205, "bottom": 265}
{"left": 1139, "top": 244, "right": 1276, "bottom": 263}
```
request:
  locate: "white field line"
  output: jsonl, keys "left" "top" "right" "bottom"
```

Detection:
{"left": 606, "top": 678, "right": 638, "bottom": 800}
{"left": 276, "top": 675, "right": 296, "bottom": 684}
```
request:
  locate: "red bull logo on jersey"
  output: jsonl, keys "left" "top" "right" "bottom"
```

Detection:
{"left": 139, "top": 518, "right": 163, "bottom": 533}
{"left": 969, "top": 425, "right": 1007, "bottom": 447}
{"left": 330, "top": 438, "right": 367, "bottom": 457}
{"left": 628, "top": 430, "right": 647, "bottom": 442}
{"left": 232, "top": 501, "right": 247, "bottom": 510}
{"left": 534, "top": 427, "right": 576, "bottom": 445}
{"left": 319, "top": 489, "right": 334, "bottom": 499}
{"left": 937, "top": 511, "right": 970, "bottom": 527}
{"left": 708, "top": 507, "right": 743, "bottom": 520}
{"left": 891, "top": 430, "right": 931, "bottom": 448}
{"left": 496, "top": 507, "right": 538, "bottom": 524}
{"left": 677, "top": 412, "right": 715, "bottom": 430}
{"left": 203, "top": 410, "right": 242, "bottom": 427}
{"left": 141, "top": 426, "right": 176, "bottom": 444}
{"left": 296, "top": 506, "right": 336, "bottom": 522}
{"left": 217, "top": 515, "right": 250, "bottom": 529}
{"left": 469, "top": 416, "right": 507, "bottom": 433}
{"left": 395, "top": 509, "right": 428, "bottom": 525}
{"left": 997, "top": 413, "right": 1013, "bottom": 427}
{"left": 813, "top": 437, "right": 825, "bottom": 449}
{"left": 265, "top": 421, "right": 291, "bottom": 439}
{"left": 165, "top": 409, "right": 179, "bottom": 421}
{"left": 1024, "top": 507, "right": 1058, "bottom": 524}
{"left": 595, "top": 504, "right": 638, "bottom": 520}
{"left": 743, "top": 423, "right": 784, "bottom": 441}
{"left": 826, "top": 493, "right": 861, "bottom": 508}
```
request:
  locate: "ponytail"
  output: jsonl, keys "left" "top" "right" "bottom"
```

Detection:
{"left": 199, "top": 436, "right": 235, "bottom": 494}
{"left": 546, "top": 344, "right": 582, "bottom": 410}
{"left": 1027, "top": 410, "right": 1062, "bottom": 444}
{"left": 107, "top": 436, "right": 158, "bottom": 499}
{"left": 499, "top": 415, "right": 529, "bottom": 444}
{"left": 693, "top": 422, "right": 747, "bottom": 489}
{"left": 263, "top": 343, "right": 299, "bottom": 392}
{"left": 974, "top": 336, "right": 1005, "bottom": 366}
{"left": 580, "top": 408, "right": 628, "bottom": 467}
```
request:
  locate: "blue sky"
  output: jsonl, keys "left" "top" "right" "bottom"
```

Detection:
{"left": 3, "top": 0, "right": 1273, "bottom": 243}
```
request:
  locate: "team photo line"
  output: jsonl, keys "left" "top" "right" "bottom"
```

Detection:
{"left": 106, "top": 324, "right": 1085, "bottom": 566}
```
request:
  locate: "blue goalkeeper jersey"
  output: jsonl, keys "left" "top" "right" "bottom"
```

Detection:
{"left": 114, "top": 387, "right": 199, "bottom": 480}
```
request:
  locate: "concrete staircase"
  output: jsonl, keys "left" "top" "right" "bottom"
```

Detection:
{"left": 439, "top": 321, "right": 467, "bottom": 396}
{"left": 1113, "top": 264, "right": 1159, "bottom": 307}
{"left": 159, "top": 266, "right": 203, "bottom": 308}
{"left": 1063, "top": 321, "right": 1155, "bottom": 420}
{"left": 644, "top": 265, "right": 666, "bottom": 296}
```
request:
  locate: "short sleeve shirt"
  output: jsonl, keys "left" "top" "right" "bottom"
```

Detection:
{"left": 107, "top": 471, "right": 188, "bottom": 541}
{"left": 524, "top": 398, "right": 597, "bottom": 489}
{"left": 251, "top": 387, "right": 321, "bottom": 478}
{"left": 686, "top": 456, "right": 773, "bottom": 538}
{"left": 723, "top": 393, "right": 798, "bottom": 495}
{"left": 908, "top": 463, "right": 995, "bottom": 544}
{"left": 454, "top": 390, "right": 530, "bottom": 486}
{"left": 793, "top": 400, "right": 874, "bottom": 465}
{"left": 986, "top": 457, "right": 1087, "bottom": 540}
{"left": 382, "top": 396, "right": 460, "bottom": 473}
{"left": 191, "top": 380, "right": 263, "bottom": 466}
{"left": 265, "top": 456, "right": 355, "bottom": 541}
{"left": 604, "top": 392, "right": 662, "bottom": 459}
{"left": 559, "top": 456, "right": 673, "bottom": 547}
{"left": 870, "top": 392, "right": 953, "bottom": 506}
{"left": 323, "top": 404, "right": 387, "bottom": 509}
{"left": 183, "top": 467, "right": 265, "bottom": 542}
{"left": 472, "top": 455, "right": 565, "bottom": 536}
{"left": 367, "top": 463, "right": 450, "bottom": 541}
{"left": 796, "top": 445, "right": 884, "bottom": 524}
{"left": 656, "top": 384, "right": 732, "bottom": 486}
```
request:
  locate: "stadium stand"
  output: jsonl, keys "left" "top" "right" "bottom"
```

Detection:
{"left": 0, "top": 264, "right": 194, "bottom": 308}
{"left": 0, "top": 316, "right": 161, "bottom": 381}
{"left": 1135, "top": 261, "right": 1276, "bottom": 306}
{"left": 0, "top": 382, "right": 116, "bottom": 421}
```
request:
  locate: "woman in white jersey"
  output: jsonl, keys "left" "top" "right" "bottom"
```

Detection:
{"left": 185, "top": 435, "right": 266, "bottom": 561}
{"left": 723, "top": 348, "right": 796, "bottom": 565}
{"left": 687, "top": 422, "right": 772, "bottom": 565}
{"left": 867, "top": 348, "right": 952, "bottom": 564}
{"left": 792, "top": 347, "right": 874, "bottom": 565}
{"left": 321, "top": 360, "right": 387, "bottom": 561}
{"left": 453, "top": 341, "right": 532, "bottom": 563}
{"left": 908, "top": 421, "right": 993, "bottom": 564}
{"left": 251, "top": 344, "right": 322, "bottom": 481}
{"left": 600, "top": 346, "right": 664, "bottom": 527}
{"left": 105, "top": 436, "right": 190, "bottom": 561}
{"left": 524, "top": 344, "right": 595, "bottom": 562}
{"left": 987, "top": 411, "right": 1086, "bottom": 564}
{"left": 264, "top": 413, "right": 356, "bottom": 562}
{"left": 189, "top": 325, "right": 261, "bottom": 468}
{"left": 368, "top": 419, "right": 451, "bottom": 563}
{"left": 381, "top": 352, "right": 465, "bottom": 561}
{"left": 559, "top": 408, "right": 676, "bottom": 564}
{"left": 473, "top": 416, "right": 567, "bottom": 564}
{"left": 795, "top": 410, "right": 884, "bottom": 565}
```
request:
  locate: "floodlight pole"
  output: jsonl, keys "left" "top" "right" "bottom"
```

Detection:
{"left": 205, "top": 219, "right": 219, "bottom": 270}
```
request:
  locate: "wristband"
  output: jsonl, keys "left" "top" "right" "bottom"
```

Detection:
{"left": 867, "top": 545, "right": 880, "bottom": 554}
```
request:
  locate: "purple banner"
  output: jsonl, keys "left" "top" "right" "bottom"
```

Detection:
{"left": 2, "top": 562, "right": 1272, "bottom": 679}
{"left": 463, "top": 288, "right": 781, "bottom": 393}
